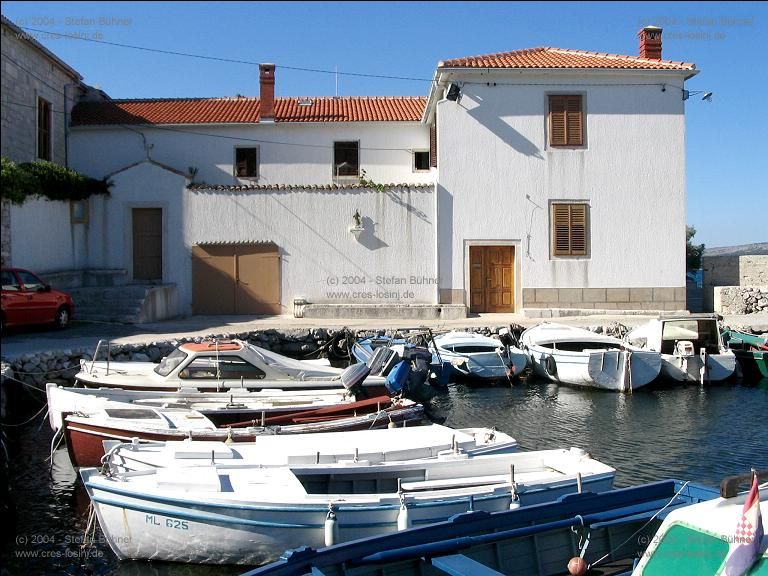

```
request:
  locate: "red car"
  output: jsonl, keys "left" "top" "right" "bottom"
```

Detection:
{"left": 1, "top": 268, "right": 74, "bottom": 331}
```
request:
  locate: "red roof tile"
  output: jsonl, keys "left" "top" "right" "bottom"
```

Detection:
{"left": 71, "top": 96, "right": 426, "bottom": 126}
{"left": 440, "top": 47, "right": 695, "bottom": 71}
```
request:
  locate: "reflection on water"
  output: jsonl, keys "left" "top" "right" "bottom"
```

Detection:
{"left": 1, "top": 377, "right": 766, "bottom": 575}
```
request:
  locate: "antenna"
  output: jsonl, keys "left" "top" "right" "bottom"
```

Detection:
{"left": 335, "top": 65, "right": 338, "bottom": 97}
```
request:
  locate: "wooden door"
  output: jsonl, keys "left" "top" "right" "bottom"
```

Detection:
{"left": 469, "top": 246, "right": 515, "bottom": 313}
{"left": 192, "top": 243, "right": 280, "bottom": 315}
{"left": 132, "top": 208, "right": 163, "bottom": 281}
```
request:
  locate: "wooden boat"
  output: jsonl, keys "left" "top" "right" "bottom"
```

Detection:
{"left": 625, "top": 314, "right": 737, "bottom": 383}
{"left": 432, "top": 330, "right": 529, "bottom": 384}
{"left": 46, "top": 382, "right": 372, "bottom": 431}
{"left": 81, "top": 445, "right": 614, "bottom": 565}
{"left": 63, "top": 396, "right": 426, "bottom": 468}
{"left": 631, "top": 469, "right": 767, "bottom": 575}
{"left": 722, "top": 327, "right": 768, "bottom": 380}
{"left": 242, "top": 479, "right": 719, "bottom": 576}
{"left": 74, "top": 339, "right": 394, "bottom": 395}
{"left": 521, "top": 323, "right": 662, "bottom": 392}
{"left": 100, "top": 424, "right": 520, "bottom": 474}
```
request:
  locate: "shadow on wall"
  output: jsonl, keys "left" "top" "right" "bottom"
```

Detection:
{"left": 357, "top": 217, "right": 389, "bottom": 251}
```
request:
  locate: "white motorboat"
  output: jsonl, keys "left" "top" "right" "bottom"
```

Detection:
{"left": 74, "top": 339, "right": 392, "bottom": 395}
{"left": 625, "top": 314, "right": 737, "bottom": 384}
{"left": 520, "top": 323, "right": 662, "bottom": 392}
{"left": 82, "top": 445, "right": 614, "bottom": 565}
{"left": 432, "top": 331, "right": 529, "bottom": 383}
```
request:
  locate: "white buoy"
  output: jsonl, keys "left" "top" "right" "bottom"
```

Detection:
{"left": 397, "top": 500, "right": 411, "bottom": 530}
{"left": 324, "top": 508, "right": 338, "bottom": 546}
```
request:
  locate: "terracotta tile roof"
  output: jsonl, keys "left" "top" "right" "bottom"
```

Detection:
{"left": 71, "top": 96, "right": 426, "bottom": 126}
{"left": 440, "top": 47, "right": 695, "bottom": 71}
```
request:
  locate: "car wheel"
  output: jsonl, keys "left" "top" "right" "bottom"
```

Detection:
{"left": 54, "top": 306, "right": 71, "bottom": 329}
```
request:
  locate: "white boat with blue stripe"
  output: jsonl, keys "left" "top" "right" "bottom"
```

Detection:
{"left": 81, "top": 446, "right": 615, "bottom": 565}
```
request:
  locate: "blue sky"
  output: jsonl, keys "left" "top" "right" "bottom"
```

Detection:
{"left": 2, "top": 1, "right": 765, "bottom": 249}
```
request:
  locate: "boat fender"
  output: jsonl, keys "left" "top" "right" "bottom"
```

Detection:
{"left": 567, "top": 557, "right": 587, "bottom": 576}
{"left": 397, "top": 496, "right": 411, "bottom": 531}
{"left": 544, "top": 355, "right": 557, "bottom": 376}
{"left": 324, "top": 504, "right": 338, "bottom": 546}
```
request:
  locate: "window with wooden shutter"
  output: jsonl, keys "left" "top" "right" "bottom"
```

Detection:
{"left": 552, "top": 203, "right": 588, "bottom": 257}
{"left": 37, "top": 97, "right": 51, "bottom": 160}
{"left": 429, "top": 124, "right": 437, "bottom": 168}
{"left": 548, "top": 95, "right": 583, "bottom": 147}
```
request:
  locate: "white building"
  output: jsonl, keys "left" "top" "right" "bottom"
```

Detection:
{"left": 58, "top": 27, "right": 697, "bottom": 319}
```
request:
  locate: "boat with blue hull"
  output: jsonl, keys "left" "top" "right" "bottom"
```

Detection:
{"left": 242, "top": 479, "right": 718, "bottom": 576}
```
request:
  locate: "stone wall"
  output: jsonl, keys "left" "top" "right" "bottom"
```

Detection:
{"left": 522, "top": 287, "right": 686, "bottom": 315}
{"left": 714, "top": 286, "right": 768, "bottom": 315}
{"left": 703, "top": 255, "right": 768, "bottom": 311}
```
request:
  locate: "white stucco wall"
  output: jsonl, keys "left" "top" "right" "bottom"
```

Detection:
{"left": 86, "top": 162, "right": 190, "bottom": 298}
{"left": 188, "top": 186, "right": 436, "bottom": 314}
{"left": 10, "top": 197, "right": 85, "bottom": 272}
{"left": 69, "top": 122, "right": 433, "bottom": 187}
{"left": 436, "top": 71, "right": 688, "bottom": 298}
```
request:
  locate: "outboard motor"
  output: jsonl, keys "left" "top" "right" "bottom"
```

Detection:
{"left": 367, "top": 346, "right": 400, "bottom": 377}
{"left": 675, "top": 340, "right": 695, "bottom": 357}
{"left": 384, "top": 361, "right": 411, "bottom": 396}
{"left": 340, "top": 363, "right": 372, "bottom": 399}
{"left": 401, "top": 346, "right": 433, "bottom": 363}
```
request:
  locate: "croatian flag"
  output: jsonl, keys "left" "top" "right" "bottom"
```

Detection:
{"left": 724, "top": 472, "right": 764, "bottom": 576}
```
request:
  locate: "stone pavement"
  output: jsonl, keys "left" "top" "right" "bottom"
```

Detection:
{"left": 2, "top": 312, "right": 766, "bottom": 361}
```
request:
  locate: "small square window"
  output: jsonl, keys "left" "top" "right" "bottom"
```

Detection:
{"left": 413, "top": 150, "right": 430, "bottom": 172}
{"left": 551, "top": 202, "right": 589, "bottom": 257}
{"left": 334, "top": 141, "right": 359, "bottom": 178}
{"left": 548, "top": 95, "right": 584, "bottom": 147}
{"left": 235, "top": 147, "right": 259, "bottom": 179}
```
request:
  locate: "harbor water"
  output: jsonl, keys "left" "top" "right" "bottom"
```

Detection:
{"left": 1, "top": 376, "right": 766, "bottom": 575}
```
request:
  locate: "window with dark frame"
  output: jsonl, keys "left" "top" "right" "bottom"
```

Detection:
{"left": 413, "top": 150, "right": 430, "bottom": 171}
{"left": 548, "top": 95, "right": 583, "bottom": 147}
{"left": 333, "top": 141, "right": 359, "bottom": 177}
{"left": 235, "top": 147, "right": 258, "bottom": 179}
{"left": 37, "top": 97, "right": 51, "bottom": 160}
{"left": 551, "top": 202, "right": 588, "bottom": 257}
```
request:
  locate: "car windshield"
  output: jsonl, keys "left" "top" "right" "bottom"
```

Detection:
{"left": 16, "top": 270, "right": 45, "bottom": 291}
{"left": 154, "top": 348, "right": 188, "bottom": 376}
{"left": 1, "top": 271, "right": 20, "bottom": 291}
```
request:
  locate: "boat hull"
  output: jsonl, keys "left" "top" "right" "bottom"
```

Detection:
{"left": 82, "top": 466, "right": 615, "bottom": 565}
{"left": 659, "top": 352, "right": 737, "bottom": 383}
{"left": 527, "top": 346, "right": 661, "bottom": 391}
{"left": 64, "top": 403, "right": 426, "bottom": 468}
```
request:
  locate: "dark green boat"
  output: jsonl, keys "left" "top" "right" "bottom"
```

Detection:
{"left": 722, "top": 328, "right": 768, "bottom": 379}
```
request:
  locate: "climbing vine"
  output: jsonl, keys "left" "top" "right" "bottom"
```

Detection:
{"left": 1, "top": 156, "right": 111, "bottom": 205}
{"left": 357, "top": 169, "right": 389, "bottom": 193}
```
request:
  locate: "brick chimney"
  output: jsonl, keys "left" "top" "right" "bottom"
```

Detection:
{"left": 259, "top": 63, "right": 275, "bottom": 122}
{"left": 638, "top": 26, "right": 662, "bottom": 60}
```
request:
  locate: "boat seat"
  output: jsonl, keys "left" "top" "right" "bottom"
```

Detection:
{"left": 431, "top": 554, "right": 505, "bottom": 576}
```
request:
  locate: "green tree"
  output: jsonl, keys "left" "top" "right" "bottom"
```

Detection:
{"left": 686, "top": 225, "right": 705, "bottom": 270}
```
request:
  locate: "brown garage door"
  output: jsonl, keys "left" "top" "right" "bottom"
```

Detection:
{"left": 192, "top": 243, "right": 280, "bottom": 315}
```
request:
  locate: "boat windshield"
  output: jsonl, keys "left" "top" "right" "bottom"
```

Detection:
{"left": 639, "top": 523, "right": 729, "bottom": 575}
{"left": 661, "top": 320, "right": 721, "bottom": 354}
{"left": 154, "top": 349, "right": 188, "bottom": 376}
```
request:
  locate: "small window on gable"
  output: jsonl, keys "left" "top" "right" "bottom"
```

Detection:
{"left": 37, "top": 97, "right": 51, "bottom": 160}
{"left": 413, "top": 150, "right": 430, "bottom": 172}
{"left": 235, "top": 147, "right": 259, "bottom": 179}
{"left": 549, "top": 95, "right": 583, "bottom": 147}
{"left": 333, "top": 141, "right": 359, "bottom": 178}
{"left": 551, "top": 202, "right": 589, "bottom": 257}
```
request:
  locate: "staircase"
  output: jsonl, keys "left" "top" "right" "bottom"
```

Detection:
{"left": 69, "top": 284, "right": 177, "bottom": 324}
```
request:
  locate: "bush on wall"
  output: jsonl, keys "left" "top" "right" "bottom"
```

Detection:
{"left": 1, "top": 156, "right": 111, "bottom": 204}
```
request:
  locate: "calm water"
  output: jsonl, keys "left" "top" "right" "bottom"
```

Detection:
{"left": 1, "top": 377, "right": 766, "bottom": 575}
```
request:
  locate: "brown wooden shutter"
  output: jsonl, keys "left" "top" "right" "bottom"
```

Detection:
{"left": 549, "top": 96, "right": 567, "bottom": 146}
{"left": 549, "top": 95, "right": 583, "bottom": 147}
{"left": 429, "top": 124, "right": 437, "bottom": 167}
{"left": 566, "top": 96, "right": 583, "bottom": 146}
{"left": 569, "top": 204, "right": 587, "bottom": 255}
{"left": 552, "top": 203, "right": 588, "bottom": 256}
